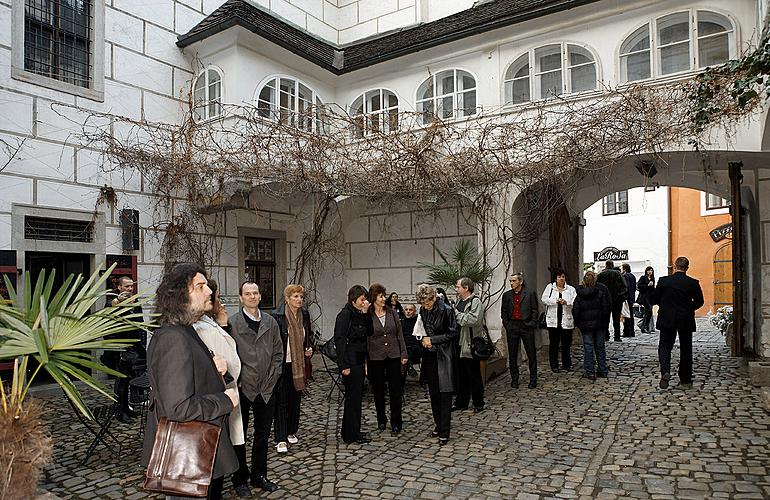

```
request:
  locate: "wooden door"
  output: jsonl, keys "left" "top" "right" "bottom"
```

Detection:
{"left": 713, "top": 243, "right": 733, "bottom": 308}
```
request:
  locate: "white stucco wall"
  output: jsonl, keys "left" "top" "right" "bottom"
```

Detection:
{"left": 583, "top": 187, "right": 670, "bottom": 282}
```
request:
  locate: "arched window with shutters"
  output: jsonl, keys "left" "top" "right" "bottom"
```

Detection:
{"left": 619, "top": 10, "right": 736, "bottom": 83}
{"left": 255, "top": 76, "right": 326, "bottom": 133}
{"left": 416, "top": 69, "right": 477, "bottom": 124}
{"left": 350, "top": 89, "right": 399, "bottom": 138}
{"left": 503, "top": 43, "right": 598, "bottom": 105}
{"left": 193, "top": 67, "right": 223, "bottom": 122}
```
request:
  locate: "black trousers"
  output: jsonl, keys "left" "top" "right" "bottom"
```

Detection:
{"left": 233, "top": 392, "right": 274, "bottom": 486}
{"left": 341, "top": 363, "right": 365, "bottom": 443}
{"left": 610, "top": 300, "right": 623, "bottom": 339}
{"left": 658, "top": 328, "right": 693, "bottom": 384}
{"left": 506, "top": 322, "right": 537, "bottom": 384}
{"left": 274, "top": 362, "right": 302, "bottom": 443}
{"left": 547, "top": 327, "right": 573, "bottom": 370}
{"left": 422, "top": 351, "right": 451, "bottom": 439}
{"left": 455, "top": 357, "right": 484, "bottom": 409}
{"left": 368, "top": 357, "right": 403, "bottom": 430}
{"left": 623, "top": 300, "right": 635, "bottom": 335}
{"left": 640, "top": 303, "right": 654, "bottom": 332}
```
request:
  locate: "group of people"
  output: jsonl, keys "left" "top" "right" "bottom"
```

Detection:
{"left": 140, "top": 256, "right": 704, "bottom": 499}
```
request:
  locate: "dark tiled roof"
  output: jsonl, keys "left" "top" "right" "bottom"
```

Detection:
{"left": 177, "top": 0, "right": 603, "bottom": 74}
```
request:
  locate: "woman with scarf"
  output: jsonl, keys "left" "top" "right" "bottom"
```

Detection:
{"left": 272, "top": 284, "right": 313, "bottom": 453}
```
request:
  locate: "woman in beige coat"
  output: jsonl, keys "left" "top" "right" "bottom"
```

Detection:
{"left": 193, "top": 279, "right": 244, "bottom": 447}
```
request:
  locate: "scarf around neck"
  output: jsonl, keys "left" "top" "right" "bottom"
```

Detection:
{"left": 286, "top": 306, "right": 306, "bottom": 391}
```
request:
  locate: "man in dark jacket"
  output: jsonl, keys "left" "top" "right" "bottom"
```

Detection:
{"left": 501, "top": 273, "right": 540, "bottom": 389}
{"left": 597, "top": 260, "right": 627, "bottom": 342}
{"left": 228, "top": 282, "right": 283, "bottom": 497}
{"left": 142, "top": 263, "right": 239, "bottom": 500}
{"left": 653, "top": 257, "right": 704, "bottom": 390}
{"left": 621, "top": 264, "right": 637, "bottom": 338}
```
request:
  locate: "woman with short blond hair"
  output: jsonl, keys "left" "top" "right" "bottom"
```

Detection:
{"left": 272, "top": 284, "right": 313, "bottom": 452}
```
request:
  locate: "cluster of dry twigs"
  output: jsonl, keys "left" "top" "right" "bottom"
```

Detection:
{"left": 71, "top": 70, "right": 758, "bottom": 296}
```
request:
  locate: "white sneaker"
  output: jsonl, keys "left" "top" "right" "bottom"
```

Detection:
{"left": 276, "top": 442, "right": 288, "bottom": 453}
{"left": 287, "top": 434, "right": 298, "bottom": 444}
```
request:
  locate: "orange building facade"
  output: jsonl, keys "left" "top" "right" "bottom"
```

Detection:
{"left": 669, "top": 187, "right": 733, "bottom": 317}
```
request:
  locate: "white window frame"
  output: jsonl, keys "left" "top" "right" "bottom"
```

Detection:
{"left": 503, "top": 42, "right": 599, "bottom": 106}
{"left": 619, "top": 24, "right": 652, "bottom": 83}
{"left": 193, "top": 67, "right": 224, "bottom": 123}
{"left": 350, "top": 88, "right": 400, "bottom": 138}
{"left": 254, "top": 75, "right": 326, "bottom": 133}
{"left": 602, "top": 190, "right": 629, "bottom": 216}
{"left": 12, "top": 0, "right": 105, "bottom": 101}
{"left": 701, "top": 192, "right": 730, "bottom": 216}
{"left": 415, "top": 68, "right": 478, "bottom": 124}
{"left": 618, "top": 9, "right": 736, "bottom": 83}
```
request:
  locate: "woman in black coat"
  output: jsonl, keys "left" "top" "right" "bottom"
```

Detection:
{"left": 573, "top": 271, "right": 611, "bottom": 381}
{"left": 333, "top": 285, "right": 373, "bottom": 444}
{"left": 636, "top": 266, "right": 656, "bottom": 333}
{"left": 415, "top": 283, "right": 458, "bottom": 446}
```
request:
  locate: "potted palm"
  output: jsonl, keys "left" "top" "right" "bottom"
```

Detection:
{"left": 0, "top": 264, "right": 152, "bottom": 500}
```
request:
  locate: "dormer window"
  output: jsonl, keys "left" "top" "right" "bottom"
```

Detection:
{"left": 350, "top": 89, "right": 399, "bottom": 138}
{"left": 193, "top": 67, "right": 223, "bottom": 121}
{"left": 416, "top": 69, "right": 477, "bottom": 124}
{"left": 256, "top": 76, "right": 325, "bottom": 133}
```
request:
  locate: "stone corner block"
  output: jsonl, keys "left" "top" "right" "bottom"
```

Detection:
{"left": 748, "top": 361, "right": 770, "bottom": 387}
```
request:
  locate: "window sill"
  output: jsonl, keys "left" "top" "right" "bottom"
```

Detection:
{"left": 12, "top": 66, "right": 104, "bottom": 102}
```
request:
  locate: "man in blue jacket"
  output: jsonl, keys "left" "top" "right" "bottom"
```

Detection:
{"left": 653, "top": 257, "right": 704, "bottom": 390}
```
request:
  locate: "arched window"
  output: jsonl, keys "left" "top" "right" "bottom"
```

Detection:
{"left": 503, "top": 43, "right": 598, "bottom": 105}
{"left": 255, "top": 76, "right": 326, "bottom": 133}
{"left": 193, "top": 67, "right": 223, "bottom": 121}
{"left": 350, "top": 89, "right": 399, "bottom": 138}
{"left": 416, "top": 69, "right": 476, "bottom": 124}
{"left": 619, "top": 10, "right": 735, "bottom": 83}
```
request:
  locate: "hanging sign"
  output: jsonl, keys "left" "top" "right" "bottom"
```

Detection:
{"left": 594, "top": 246, "right": 628, "bottom": 261}
{"left": 709, "top": 223, "right": 732, "bottom": 242}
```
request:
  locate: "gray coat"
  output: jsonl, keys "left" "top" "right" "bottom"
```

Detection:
{"left": 141, "top": 324, "right": 238, "bottom": 479}
{"left": 228, "top": 308, "right": 283, "bottom": 403}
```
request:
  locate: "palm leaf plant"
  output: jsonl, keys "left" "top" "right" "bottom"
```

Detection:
{"left": 419, "top": 239, "right": 493, "bottom": 291}
{"left": 0, "top": 263, "right": 154, "bottom": 419}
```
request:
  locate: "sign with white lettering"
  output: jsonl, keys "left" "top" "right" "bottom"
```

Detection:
{"left": 709, "top": 223, "right": 732, "bottom": 242}
{"left": 594, "top": 246, "right": 629, "bottom": 261}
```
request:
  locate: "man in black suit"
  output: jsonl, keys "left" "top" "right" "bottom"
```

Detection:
{"left": 653, "top": 257, "right": 704, "bottom": 390}
{"left": 597, "top": 260, "right": 627, "bottom": 342}
{"left": 501, "top": 273, "right": 540, "bottom": 389}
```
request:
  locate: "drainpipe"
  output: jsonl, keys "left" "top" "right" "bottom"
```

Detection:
{"left": 667, "top": 186, "right": 673, "bottom": 276}
{"left": 729, "top": 161, "right": 744, "bottom": 357}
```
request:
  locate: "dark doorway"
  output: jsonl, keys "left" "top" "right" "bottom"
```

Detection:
{"left": 20, "top": 252, "right": 92, "bottom": 384}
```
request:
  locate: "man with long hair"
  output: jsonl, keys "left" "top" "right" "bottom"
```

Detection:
{"left": 141, "top": 263, "right": 239, "bottom": 500}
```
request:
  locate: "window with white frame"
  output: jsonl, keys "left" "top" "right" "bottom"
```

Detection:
{"left": 619, "top": 10, "right": 735, "bottom": 83}
{"left": 504, "top": 43, "right": 597, "bottom": 105}
{"left": 603, "top": 191, "right": 628, "bottom": 215}
{"left": 416, "top": 69, "right": 477, "bottom": 124}
{"left": 13, "top": 0, "right": 105, "bottom": 99}
{"left": 193, "top": 68, "right": 223, "bottom": 122}
{"left": 256, "top": 77, "right": 326, "bottom": 133}
{"left": 351, "top": 89, "right": 399, "bottom": 138}
{"left": 706, "top": 193, "right": 730, "bottom": 210}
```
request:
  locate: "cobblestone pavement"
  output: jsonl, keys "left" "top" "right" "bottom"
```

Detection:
{"left": 37, "top": 318, "right": 770, "bottom": 499}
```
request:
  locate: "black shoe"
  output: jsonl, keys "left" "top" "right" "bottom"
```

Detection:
{"left": 438, "top": 437, "right": 449, "bottom": 446}
{"left": 450, "top": 404, "right": 467, "bottom": 412}
{"left": 562, "top": 366, "right": 572, "bottom": 372}
{"left": 473, "top": 405, "right": 485, "bottom": 413}
{"left": 659, "top": 373, "right": 670, "bottom": 389}
{"left": 391, "top": 427, "right": 401, "bottom": 436}
{"left": 354, "top": 435, "right": 372, "bottom": 444}
{"left": 582, "top": 373, "right": 596, "bottom": 381}
{"left": 677, "top": 382, "right": 693, "bottom": 390}
{"left": 528, "top": 381, "right": 537, "bottom": 389}
{"left": 116, "top": 412, "right": 133, "bottom": 424}
{"left": 614, "top": 337, "right": 622, "bottom": 342}
{"left": 378, "top": 423, "right": 386, "bottom": 431}
{"left": 233, "top": 483, "right": 252, "bottom": 498}
{"left": 551, "top": 367, "right": 561, "bottom": 373}
{"left": 250, "top": 475, "right": 278, "bottom": 493}
{"left": 596, "top": 372, "right": 608, "bottom": 378}
{"left": 510, "top": 380, "right": 519, "bottom": 389}
{"left": 429, "top": 429, "right": 439, "bottom": 438}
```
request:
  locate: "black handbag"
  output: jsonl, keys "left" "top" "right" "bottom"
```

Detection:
{"left": 538, "top": 311, "right": 547, "bottom": 329}
{"left": 471, "top": 326, "right": 495, "bottom": 361}
{"left": 633, "top": 304, "right": 645, "bottom": 319}
{"left": 319, "top": 337, "right": 338, "bottom": 362}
